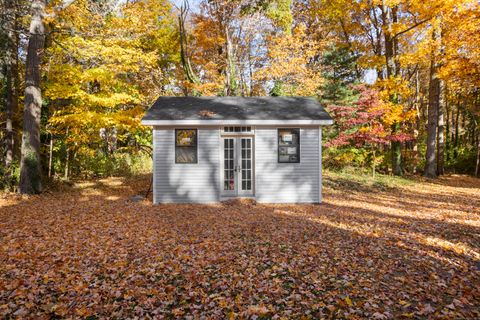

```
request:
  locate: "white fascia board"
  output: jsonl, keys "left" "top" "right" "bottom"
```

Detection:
{"left": 141, "top": 119, "right": 334, "bottom": 126}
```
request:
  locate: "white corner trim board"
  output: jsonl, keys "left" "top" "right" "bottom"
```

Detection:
{"left": 142, "top": 119, "right": 334, "bottom": 126}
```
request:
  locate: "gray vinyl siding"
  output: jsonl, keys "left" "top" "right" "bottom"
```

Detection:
{"left": 255, "top": 126, "right": 320, "bottom": 203}
{"left": 153, "top": 127, "right": 220, "bottom": 203}
{"left": 152, "top": 125, "right": 322, "bottom": 204}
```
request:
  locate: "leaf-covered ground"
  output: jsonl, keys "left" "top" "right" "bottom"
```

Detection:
{"left": 1, "top": 174, "right": 479, "bottom": 319}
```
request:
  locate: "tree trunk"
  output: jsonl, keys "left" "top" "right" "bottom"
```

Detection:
{"left": 178, "top": 1, "right": 199, "bottom": 93}
{"left": 391, "top": 125, "right": 402, "bottom": 175}
{"left": 437, "top": 82, "right": 445, "bottom": 175}
{"left": 19, "top": 0, "right": 46, "bottom": 194}
{"left": 454, "top": 101, "right": 460, "bottom": 158}
{"left": 412, "top": 70, "right": 421, "bottom": 173}
{"left": 470, "top": 118, "right": 476, "bottom": 146}
{"left": 248, "top": 43, "right": 254, "bottom": 96}
{"left": 381, "top": 2, "right": 402, "bottom": 175}
{"left": 64, "top": 148, "right": 70, "bottom": 180}
{"left": 4, "top": 0, "right": 19, "bottom": 178}
{"left": 424, "top": 40, "right": 440, "bottom": 178}
{"left": 48, "top": 135, "right": 53, "bottom": 178}
{"left": 382, "top": 3, "right": 396, "bottom": 78}
{"left": 64, "top": 127, "right": 69, "bottom": 180}
{"left": 476, "top": 132, "right": 480, "bottom": 177}
{"left": 445, "top": 93, "right": 450, "bottom": 162}
{"left": 224, "top": 25, "right": 237, "bottom": 96}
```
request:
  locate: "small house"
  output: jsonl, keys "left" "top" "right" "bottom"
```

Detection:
{"left": 141, "top": 97, "right": 333, "bottom": 204}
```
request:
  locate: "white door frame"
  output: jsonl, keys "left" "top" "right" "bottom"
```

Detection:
{"left": 220, "top": 136, "right": 254, "bottom": 197}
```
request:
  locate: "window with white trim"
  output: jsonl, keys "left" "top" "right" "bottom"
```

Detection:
{"left": 223, "top": 126, "right": 252, "bottom": 133}
{"left": 175, "top": 129, "right": 197, "bottom": 163}
{"left": 278, "top": 128, "right": 300, "bottom": 163}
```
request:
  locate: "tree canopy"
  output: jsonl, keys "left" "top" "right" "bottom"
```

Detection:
{"left": 0, "top": 0, "right": 479, "bottom": 191}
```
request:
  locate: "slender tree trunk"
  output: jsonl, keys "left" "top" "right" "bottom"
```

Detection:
{"left": 470, "top": 119, "right": 476, "bottom": 146}
{"left": 476, "top": 132, "right": 480, "bottom": 177}
{"left": 391, "top": 125, "right": 402, "bottom": 175}
{"left": 48, "top": 135, "right": 53, "bottom": 178}
{"left": 178, "top": 1, "right": 199, "bottom": 93}
{"left": 437, "top": 82, "right": 445, "bottom": 175}
{"left": 424, "top": 38, "right": 440, "bottom": 178}
{"left": 224, "top": 25, "right": 237, "bottom": 96}
{"left": 372, "top": 148, "right": 376, "bottom": 178}
{"left": 19, "top": 0, "right": 46, "bottom": 194}
{"left": 381, "top": 2, "right": 402, "bottom": 175}
{"left": 248, "top": 43, "right": 254, "bottom": 96}
{"left": 445, "top": 93, "right": 450, "bottom": 162}
{"left": 4, "top": 0, "right": 19, "bottom": 178}
{"left": 64, "top": 149, "right": 70, "bottom": 180}
{"left": 454, "top": 101, "right": 460, "bottom": 158}
{"left": 64, "top": 127, "right": 69, "bottom": 179}
{"left": 412, "top": 70, "right": 421, "bottom": 173}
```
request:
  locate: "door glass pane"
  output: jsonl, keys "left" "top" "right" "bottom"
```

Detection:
{"left": 241, "top": 138, "right": 252, "bottom": 191}
{"left": 224, "top": 139, "right": 235, "bottom": 190}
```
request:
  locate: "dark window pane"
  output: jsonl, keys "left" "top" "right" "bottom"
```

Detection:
{"left": 176, "top": 129, "right": 197, "bottom": 146}
{"left": 175, "top": 129, "right": 197, "bottom": 163}
{"left": 247, "top": 181, "right": 251, "bottom": 190}
{"left": 175, "top": 146, "right": 197, "bottom": 163}
{"left": 278, "top": 128, "right": 300, "bottom": 163}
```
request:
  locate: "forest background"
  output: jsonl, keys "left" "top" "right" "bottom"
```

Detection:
{"left": 1, "top": 0, "right": 479, "bottom": 193}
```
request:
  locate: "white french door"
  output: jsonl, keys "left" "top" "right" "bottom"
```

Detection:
{"left": 221, "top": 137, "right": 254, "bottom": 197}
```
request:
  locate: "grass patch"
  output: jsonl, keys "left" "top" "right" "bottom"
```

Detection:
{"left": 324, "top": 167, "right": 414, "bottom": 192}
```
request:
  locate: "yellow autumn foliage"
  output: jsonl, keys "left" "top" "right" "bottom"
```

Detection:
{"left": 45, "top": 0, "right": 178, "bottom": 152}
{"left": 254, "top": 25, "right": 325, "bottom": 96}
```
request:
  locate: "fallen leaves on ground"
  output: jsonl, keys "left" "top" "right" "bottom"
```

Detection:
{"left": 0, "top": 174, "right": 479, "bottom": 318}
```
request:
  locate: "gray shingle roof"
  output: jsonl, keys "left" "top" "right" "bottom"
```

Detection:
{"left": 141, "top": 96, "right": 333, "bottom": 125}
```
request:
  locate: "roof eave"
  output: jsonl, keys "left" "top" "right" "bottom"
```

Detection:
{"left": 141, "top": 119, "right": 334, "bottom": 126}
